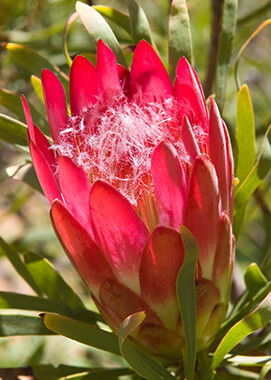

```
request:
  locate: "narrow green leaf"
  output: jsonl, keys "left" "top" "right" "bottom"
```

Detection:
{"left": 126, "top": 0, "right": 153, "bottom": 45}
{"left": 32, "top": 365, "right": 131, "bottom": 380}
{"left": 0, "top": 315, "right": 54, "bottom": 336}
{"left": 3, "top": 42, "right": 69, "bottom": 86}
{"left": 42, "top": 313, "right": 120, "bottom": 356}
{"left": 0, "top": 238, "right": 42, "bottom": 296}
{"left": 0, "top": 291, "right": 58, "bottom": 313}
{"left": 75, "top": 1, "right": 127, "bottom": 68}
{"left": 119, "top": 311, "right": 175, "bottom": 380}
{"left": 244, "top": 263, "right": 268, "bottom": 296}
{"left": 226, "top": 355, "right": 271, "bottom": 366}
{"left": 23, "top": 251, "right": 100, "bottom": 324}
{"left": 218, "top": 282, "right": 271, "bottom": 339}
{"left": 31, "top": 75, "right": 45, "bottom": 105}
{"left": 211, "top": 293, "right": 271, "bottom": 370}
{"left": 216, "top": 0, "right": 238, "bottom": 111}
{"left": 0, "top": 113, "right": 28, "bottom": 146}
{"left": 6, "top": 163, "right": 43, "bottom": 194}
{"left": 234, "top": 125, "right": 271, "bottom": 213}
{"left": 176, "top": 226, "right": 200, "bottom": 380}
{"left": 168, "top": 0, "right": 193, "bottom": 80}
{"left": 0, "top": 88, "right": 49, "bottom": 134}
{"left": 58, "top": 367, "right": 132, "bottom": 380}
{"left": 233, "top": 204, "right": 246, "bottom": 240}
{"left": 93, "top": 6, "right": 131, "bottom": 34}
{"left": 235, "top": 85, "right": 255, "bottom": 182}
{"left": 259, "top": 361, "right": 271, "bottom": 380}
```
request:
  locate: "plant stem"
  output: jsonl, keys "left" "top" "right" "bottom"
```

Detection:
{"left": 203, "top": 0, "right": 224, "bottom": 98}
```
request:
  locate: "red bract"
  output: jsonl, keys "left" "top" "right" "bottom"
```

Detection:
{"left": 23, "top": 40, "right": 234, "bottom": 361}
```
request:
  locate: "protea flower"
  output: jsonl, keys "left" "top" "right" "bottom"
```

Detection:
{"left": 22, "top": 40, "right": 234, "bottom": 362}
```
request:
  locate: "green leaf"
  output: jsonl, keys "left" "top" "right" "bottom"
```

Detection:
{"left": 23, "top": 251, "right": 100, "bottom": 324}
{"left": 211, "top": 292, "right": 271, "bottom": 370}
{"left": 119, "top": 311, "right": 175, "bottom": 380}
{"left": 244, "top": 263, "right": 268, "bottom": 296}
{"left": 218, "top": 282, "right": 271, "bottom": 339}
{"left": 6, "top": 163, "right": 43, "bottom": 194}
{"left": 126, "top": 0, "right": 153, "bottom": 45}
{"left": 259, "top": 361, "right": 271, "bottom": 380}
{"left": 176, "top": 226, "right": 199, "bottom": 380}
{"left": 31, "top": 75, "right": 45, "bottom": 105}
{"left": 41, "top": 313, "right": 120, "bottom": 356}
{"left": 32, "top": 365, "right": 131, "bottom": 380}
{"left": 168, "top": 0, "right": 193, "bottom": 80}
{"left": 0, "top": 88, "right": 49, "bottom": 134}
{"left": 75, "top": 2, "right": 127, "bottom": 68}
{"left": 216, "top": 0, "right": 238, "bottom": 111}
{"left": 3, "top": 42, "right": 69, "bottom": 86}
{"left": 0, "top": 291, "right": 58, "bottom": 313}
{"left": 93, "top": 6, "right": 130, "bottom": 33}
{"left": 0, "top": 113, "right": 28, "bottom": 146}
{"left": 235, "top": 85, "right": 255, "bottom": 182}
{"left": 0, "top": 315, "right": 54, "bottom": 336}
{"left": 0, "top": 238, "right": 42, "bottom": 296}
{"left": 234, "top": 125, "right": 271, "bottom": 213}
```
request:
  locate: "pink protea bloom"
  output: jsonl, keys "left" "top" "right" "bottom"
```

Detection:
{"left": 22, "top": 40, "right": 234, "bottom": 361}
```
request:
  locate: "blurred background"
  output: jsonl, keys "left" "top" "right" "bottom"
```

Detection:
{"left": 0, "top": 0, "right": 270, "bottom": 370}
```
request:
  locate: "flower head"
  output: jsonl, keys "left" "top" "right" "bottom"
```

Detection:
{"left": 23, "top": 40, "right": 234, "bottom": 361}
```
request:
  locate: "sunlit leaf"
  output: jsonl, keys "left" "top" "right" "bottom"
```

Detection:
{"left": 168, "top": 0, "right": 192, "bottom": 80}
{"left": 93, "top": 6, "right": 130, "bottom": 33}
{"left": 31, "top": 75, "right": 45, "bottom": 105}
{"left": 41, "top": 313, "right": 120, "bottom": 356}
{"left": 234, "top": 125, "right": 271, "bottom": 213}
{"left": 235, "top": 85, "right": 255, "bottom": 182}
{"left": 23, "top": 251, "right": 101, "bottom": 324}
{"left": 75, "top": 1, "right": 127, "bottom": 68}
{"left": 176, "top": 226, "right": 200, "bottom": 380}
{"left": 244, "top": 263, "right": 268, "bottom": 296}
{"left": 0, "top": 113, "right": 28, "bottom": 146}
{"left": 0, "top": 238, "right": 42, "bottom": 296}
{"left": 126, "top": 0, "right": 153, "bottom": 45}
{"left": 226, "top": 355, "right": 271, "bottom": 366}
{"left": 216, "top": 0, "right": 238, "bottom": 111}
{"left": 0, "top": 315, "right": 54, "bottom": 336}
{"left": 119, "top": 311, "right": 175, "bottom": 380}
{"left": 211, "top": 293, "right": 271, "bottom": 370}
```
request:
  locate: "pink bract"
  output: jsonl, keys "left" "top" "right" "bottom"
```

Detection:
{"left": 23, "top": 40, "right": 234, "bottom": 361}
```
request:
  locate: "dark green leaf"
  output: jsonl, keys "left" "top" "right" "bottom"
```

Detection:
{"left": 75, "top": 2, "right": 127, "bottom": 68}
{"left": 216, "top": 0, "right": 238, "bottom": 111}
{"left": 0, "top": 238, "right": 42, "bottom": 296}
{"left": 42, "top": 313, "right": 120, "bottom": 356}
{"left": 0, "top": 315, "right": 54, "bottom": 336}
{"left": 3, "top": 42, "right": 69, "bottom": 86}
{"left": 126, "top": 0, "right": 153, "bottom": 45}
{"left": 168, "top": 0, "right": 192, "bottom": 80}
{"left": 176, "top": 226, "right": 200, "bottom": 380}
{"left": 0, "top": 113, "right": 28, "bottom": 146}
{"left": 0, "top": 291, "right": 58, "bottom": 312}
{"left": 23, "top": 251, "right": 100, "bottom": 324}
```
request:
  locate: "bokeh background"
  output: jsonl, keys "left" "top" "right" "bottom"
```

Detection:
{"left": 0, "top": 0, "right": 270, "bottom": 370}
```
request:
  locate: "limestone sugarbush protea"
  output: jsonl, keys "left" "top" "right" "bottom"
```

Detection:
{"left": 22, "top": 40, "right": 234, "bottom": 362}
